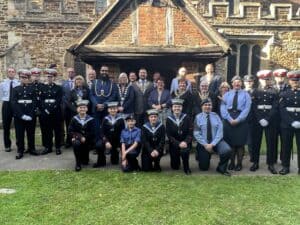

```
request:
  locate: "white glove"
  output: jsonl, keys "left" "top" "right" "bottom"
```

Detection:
{"left": 21, "top": 115, "right": 32, "bottom": 121}
{"left": 291, "top": 121, "right": 300, "bottom": 129}
{"left": 259, "top": 119, "right": 269, "bottom": 127}
{"left": 45, "top": 109, "right": 50, "bottom": 115}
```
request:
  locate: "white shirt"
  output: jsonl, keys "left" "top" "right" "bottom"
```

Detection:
{"left": 0, "top": 78, "right": 20, "bottom": 101}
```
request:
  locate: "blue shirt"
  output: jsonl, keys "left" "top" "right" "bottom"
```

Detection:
{"left": 193, "top": 112, "right": 223, "bottom": 146}
{"left": 120, "top": 127, "right": 141, "bottom": 145}
{"left": 220, "top": 89, "right": 251, "bottom": 122}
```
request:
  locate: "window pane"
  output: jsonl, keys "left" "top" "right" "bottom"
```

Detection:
{"left": 251, "top": 45, "right": 261, "bottom": 76}
{"left": 227, "top": 44, "right": 237, "bottom": 82}
{"left": 239, "top": 44, "right": 249, "bottom": 77}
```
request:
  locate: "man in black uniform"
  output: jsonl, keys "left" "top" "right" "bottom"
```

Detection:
{"left": 101, "top": 102, "right": 125, "bottom": 165}
{"left": 166, "top": 99, "right": 193, "bottom": 175}
{"left": 279, "top": 70, "right": 300, "bottom": 175}
{"left": 273, "top": 69, "right": 289, "bottom": 163}
{"left": 250, "top": 70, "right": 278, "bottom": 174}
{"left": 141, "top": 109, "right": 165, "bottom": 172}
{"left": 243, "top": 75, "right": 256, "bottom": 162}
{"left": 40, "top": 69, "right": 63, "bottom": 155}
{"left": 12, "top": 69, "right": 39, "bottom": 159}
{"left": 30, "top": 67, "right": 44, "bottom": 150}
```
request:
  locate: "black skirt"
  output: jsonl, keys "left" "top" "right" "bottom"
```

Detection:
{"left": 223, "top": 120, "right": 248, "bottom": 147}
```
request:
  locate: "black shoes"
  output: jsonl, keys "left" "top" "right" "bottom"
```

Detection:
{"left": 184, "top": 169, "right": 192, "bottom": 175}
{"left": 279, "top": 167, "right": 290, "bottom": 175}
{"left": 29, "top": 150, "right": 39, "bottom": 156}
{"left": 75, "top": 165, "right": 82, "bottom": 172}
{"left": 268, "top": 165, "right": 278, "bottom": 174}
{"left": 250, "top": 163, "right": 259, "bottom": 172}
{"left": 235, "top": 164, "right": 242, "bottom": 171}
{"left": 216, "top": 167, "right": 231, "bottom": 176}
{"left": 228, "top": 163, "right": 235, "bottom": 170}
{"left": 56, "top": 149, "right": 62, "bottom": 155}
{"left": 5, "top": 147, "right": 11, "bottom": 152}
{"left": 15, "top": 153, "right": 23, "bottom": 160}
{"left": 41, "top": 148, "right": 52, "bottom": 155}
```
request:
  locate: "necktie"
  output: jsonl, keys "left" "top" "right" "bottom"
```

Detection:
{"left": 9, "top": 80, "right": 13, "bottom": 101}
{"left": 232, "top": 90, "right": 238, "bottom": 110}
{"left": 70, "top": 80, "right": 74, "bottom": 90}
{"left": 207, "top": 113, "right": 212, "bottom": 143}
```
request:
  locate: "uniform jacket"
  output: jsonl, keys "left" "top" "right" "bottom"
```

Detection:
{"left": 11, "top": 84, "right": 37, "bottom": 119}
{"left": 68, "top": 114, "right": 96, "bottom": 147}
{"left": 132, "top": 80, "right": 154, "bottom": 114}
{"left": 102, "top": 114, "right": 125, "bottom": 144}
{"left": 142, "top": 121, "right": 165, "bottom": 154}
{"left": 166, "top": 113, "right": 193, "bottom": 148}
{"left": 40, "top": 83, "right": 63, "bottom": 116}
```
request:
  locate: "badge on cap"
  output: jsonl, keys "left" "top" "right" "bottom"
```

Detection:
{"left": 171, "top": 98, "right": 184, "bottom": 105}
{"left": 107, "top": 101, "right": 119, "bottom": 108}
{"left": 257, "top": 70, "right": 272, "bottom": 80}
{"left": 273, "top": 69, "right": 287, "bottom": 78}
{"left": 147, "top": 109, "right": 159, "bottom": 116}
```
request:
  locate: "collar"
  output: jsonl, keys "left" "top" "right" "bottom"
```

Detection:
{"left": 105, "top": 114, "right": 123, "bottom": 124}
{"left": 168, "top": 113, "right": 186, "bottom": 126}
{"left": 74, "top": 115, "right": 93, "bottom": 126}
{"left": 143, "top": 121, "right": 163, "bottom": 134}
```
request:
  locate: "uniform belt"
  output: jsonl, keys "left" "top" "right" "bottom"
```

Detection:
{"left": 45, "top": 99, "right": 56, "bottom": 103}
{"left": 286, "top": 107, "right": 300, "bottom": 112}
{"left": 257, "top": 105, "right": 272, "bottom": 110}
{"left": 17, "top": 100, "right": 33, "bottom": 104}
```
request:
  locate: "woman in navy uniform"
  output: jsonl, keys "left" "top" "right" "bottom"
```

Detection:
{"left": 279, "top": 70, "right": 300, "bottom": 175}
{"left": 250, "top": 70, "right": 278, "bottom": 174}
{"left": 12, "top": 69, "right": 39, "bottom": 159}
{"left": 39, "top": 69, "right": 63, "bottom": 155}
{"left": 220, "top": 76, "right": 251, "bottom": 171}
{"left": 166, "top": 99, "right": 193, "bottom": 174}
{"left": 68, "top": 100, "right": 95, "bottom": 171}
{"left": 142, "top": 109, "right": 165, "bottom": 172}
{"left": 101, "top": 102, "right": 125, "bottom": 165}
{"left": 194, "top": 98, "right": 231, "bottom": 176}
{"left": 120, "top": 114, "right": 141, "bottom": 172}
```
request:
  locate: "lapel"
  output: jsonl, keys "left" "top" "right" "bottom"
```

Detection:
{"left": 143, "top": 122, "right": 162, "bottom": 134}
{"left": 168, "top": 113, "right": 186, "bottom": 127}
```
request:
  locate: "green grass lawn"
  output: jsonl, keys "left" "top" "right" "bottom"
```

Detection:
{"left": 0, "top": 171, "right": 299, "bottom": 225}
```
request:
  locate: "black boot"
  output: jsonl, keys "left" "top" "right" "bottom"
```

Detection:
{"left": 41, "top": 148, "right": 52, "bottom": 155}
{"left": 15, "top": 152, "right": 23, "bottom": 160}
{"left": 250, "top": 163, "right": 259, "bottom": 172}
{"left": 56, "top": 148, "right": 62, "bottom": 155}
{"left": 29, "top": 149, "right": 39, "bottom": 156}
{"left": 279, "top": 167, "right": 289, "bottom": 175}
{"left": 268, "top": 165, "right": 277, "bottom": 174}
{"left": 235, "top": 147, "right": 244, "bottom": 171}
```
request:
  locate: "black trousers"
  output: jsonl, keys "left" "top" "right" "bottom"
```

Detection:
{"left": 169, "top": 143, "right": 190, "bottom": 172}
{"left": 125, "top": 150, "right": 140, "bottom": 171}
{"left": 14, "top": 117, "right": 35, "bottom": 153}
{"left": 64, "top": 107, "right": 72, "bottom": 145}
{"left": 197, "top": 144, "right": 231, "bottom": 172}
{"left": 281, "top": 127, "right": 300, "bottom": 168}
{"left": 141, "top": 151, "right": 162, "bottom": 171}
{"left": 2, "top": 101, "right": 14, "bottom": 148}
{"left": 40, "top": 114, "right": 62, "bottom": 149}
{"left": 275, "top": 121, "right": 283, "bottom": 162}
{"left": 252, "top": 122, "right": 277, "bottom": 165}
{"left": 72, "top": 142, "right": 90, "bottom": 166}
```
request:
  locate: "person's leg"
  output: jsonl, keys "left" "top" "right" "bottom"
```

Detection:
{"left": 196, "top": 144, "right": 211, "bottom": 171}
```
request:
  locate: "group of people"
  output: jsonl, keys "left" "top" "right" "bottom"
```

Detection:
{"left": 0, "top": 63, "right": 299, "bottom": 176}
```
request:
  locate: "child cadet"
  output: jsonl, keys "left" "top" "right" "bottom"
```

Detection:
{"left": 120, "top": 114, "right": 141, "bottom": 172}
{"left": 141, "top": 109, "right": 165, "bottom": 171}
{"left": 166, "top": 98, "right": 193, "bottom": 175}
{"left": 101, "top": 102, "right": 125, "bottom": 165}
{"left": 68, "top": 100, "right": 95, "bottom": 171}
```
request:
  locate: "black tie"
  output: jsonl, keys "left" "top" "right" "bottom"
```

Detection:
{"left": 232, "top": 91, "right": 238, "bottom": 110}
{"left": 207, "top": 113, "right": 212, "bottom": 143}
{"left": 9, "top": 80, "right": 13, "bottom": 101}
